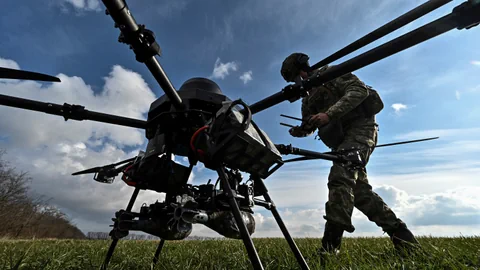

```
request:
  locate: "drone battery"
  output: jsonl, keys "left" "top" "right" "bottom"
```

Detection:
{"left": 208, "top": 102, "right": 282, "bottom": 178}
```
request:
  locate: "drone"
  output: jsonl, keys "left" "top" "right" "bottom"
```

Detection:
{"left": 0, "top": 0, "right": 478, "bottom": 269}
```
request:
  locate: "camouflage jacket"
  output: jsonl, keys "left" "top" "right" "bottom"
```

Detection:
{"left": 301, "top": 65, "right": 373, "bottom": 135}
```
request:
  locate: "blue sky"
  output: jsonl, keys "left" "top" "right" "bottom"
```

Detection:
{"left": 1, "top": 0, "right": 479, "bottom": 238}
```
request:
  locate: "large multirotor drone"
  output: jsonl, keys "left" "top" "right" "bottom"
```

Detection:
{"left": 0, "top": 0, "right": 478, "bottom": 269}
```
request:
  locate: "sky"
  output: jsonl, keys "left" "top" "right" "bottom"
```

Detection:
{"left": 0, "top": 0, "right": 479, "bottom": 240}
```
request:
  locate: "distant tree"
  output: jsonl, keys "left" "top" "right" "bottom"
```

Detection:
{"left": 0, "top": 149, "right": 85, "bottom": 239}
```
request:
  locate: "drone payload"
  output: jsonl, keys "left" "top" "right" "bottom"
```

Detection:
{"left": 142, "top": 77, "right": 281, "bottom": 180}
{"left": 0, "top": 0, "right": 478, "bottom": 269}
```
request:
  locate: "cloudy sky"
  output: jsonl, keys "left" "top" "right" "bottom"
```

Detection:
{"left": 1, "top": 0, "right": 479, "bottom": 239}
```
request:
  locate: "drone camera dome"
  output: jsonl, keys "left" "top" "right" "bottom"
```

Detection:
{"left": 179, "top": 77, "right": 223, "bottom": 95}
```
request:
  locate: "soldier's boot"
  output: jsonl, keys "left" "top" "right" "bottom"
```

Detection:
{"left": 386, "top": 222, "right": 420, "bottom": 257}
{"left": 319, "top": 222, "right": 344, "bottom": 267}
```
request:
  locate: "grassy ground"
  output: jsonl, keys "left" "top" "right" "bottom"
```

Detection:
{"left": 0, "top": 237, "right": 479, "bottom": 269}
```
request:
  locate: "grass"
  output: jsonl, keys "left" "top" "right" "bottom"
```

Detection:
{"left": 0, "top": 237, "right": 479, "bottom": 269}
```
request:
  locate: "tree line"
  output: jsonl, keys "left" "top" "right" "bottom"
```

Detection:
{"left": 86, "top": 232, "right": 161, "bottom": 240}
{"left": 86, "top": 232, "right": 220, "bottom": 241}
{"left": 0, "top": 149, "right": 224, "bottom": 241}
{"left": 0, "top": 149, "right": 85, "bottom": 239}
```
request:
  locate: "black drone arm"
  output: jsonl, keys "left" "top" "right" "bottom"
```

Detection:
{"left": 101, "top": 0, "right": 183, "bottom": 110}
{"left": 0, "top": 94, "right": 147, "bottom": 129}
{"left": 310, "top": 0, "right": 453, "bottom": 70}
{"left": 247, "top": 0, "right": 480, "bottom": 115}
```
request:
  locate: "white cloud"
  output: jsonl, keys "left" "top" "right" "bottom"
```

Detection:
{"left": 391, "top": 103, "right": 407, "bottom": 115}
{"left": 394, "top": 127, "right": 480, "bottom": 141}
{"left": 189, "top": 184, "right": 479, "bottom": 238}
{"left": 0, "top": 57, "right": 20, "bottom": 70}
{"left": 187, "top": 171, "right": 195, "bottom": 184}
{"left": 0, "top": 61, "right": 156, "bottom": 148}
{"left": 239, "top": 71, "right": 253, "bottom": 84}
{"left": 456, "top": 90, "right": 461, "bottom": 100}
{"left": 62, "top": 0, "right": 101, "bottom": 12}
{"left": 2, "top": 142, "right": 166, "bottom": 234}
{"left": 195, "top": 162, "right": 205, "bottom": 173}
{"left": 210, "top": 58, "right": 238, "bottom": 79}
{"left": 0, "top": 56, "right": 165, "bottom": 234}
{"left": 471, "top": 61, "right": 480, "bottom": 66}
{"left": 374, "top": 185, "right": 480, "bottom": 227}
{"left": 466, "top": 84, "right": 480, "bottom": 93}
{"left": 156, "top": 0, "right": 189, "bottom": 19}
{"left": 238, "top": 185, "right": 480, "bottom": 238}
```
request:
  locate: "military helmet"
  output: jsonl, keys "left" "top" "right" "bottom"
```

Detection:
{"left": 281, "top": 53, "right": 310, "bottom": 82}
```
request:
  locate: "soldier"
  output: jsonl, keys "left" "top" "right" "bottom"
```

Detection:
{"left": 280, "top": 52, "right": 419, "bottom": 255}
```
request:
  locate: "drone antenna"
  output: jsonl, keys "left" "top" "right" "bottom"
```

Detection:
{"left": 0, "top": 67, "right": 61, "bottom": 82}
{"left": 373, "top": 136, "right": 439, "bottom": 148}
{"left": 280, "top": 122, "right": 294, "bottom": 128}
{"left": 280, "top": 114, "right": 304, "bottom": 122}
{"left": 282, "top": 137, "right": 440, "bottom": 163}
{"left": 310, "top": 0, "right": 453, "bottom": 70}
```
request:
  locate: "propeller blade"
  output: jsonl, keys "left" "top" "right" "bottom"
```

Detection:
{"left": 72, "top": 166, "right": 104, "bottom": 175}
{"left": 0, "top": 67, "right": 61, "bottom": 82}
{"left": 112, "top": 157, "right": 137, "bottom": 166}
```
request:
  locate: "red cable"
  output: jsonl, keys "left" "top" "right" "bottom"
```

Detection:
{"left": 190, "top": 125, "right": 209, "bottom": 157}
{"left": 122, "top": 163, "right": 137, "bottom": 186}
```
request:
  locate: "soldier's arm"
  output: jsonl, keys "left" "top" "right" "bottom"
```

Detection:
{"left": 324, "top": 73, "right": 369, "bottom": 120}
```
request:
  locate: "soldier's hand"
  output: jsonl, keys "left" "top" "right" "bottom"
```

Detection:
{"left": 308, "top": 113, "right": 330, "bottom": 127}
{"left": 289, "top": 126, "right": 308, "bottom": 137}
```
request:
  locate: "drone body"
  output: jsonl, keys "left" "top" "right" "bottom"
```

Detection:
{"left": 0, "top": 0, "right": 479, "bottom": 269}
{"left": 112, "top": 76, "right": 280, "bottom": 243}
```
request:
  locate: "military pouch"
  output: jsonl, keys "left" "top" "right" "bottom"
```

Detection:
{"left": 316, "top": 120, "right": 344, "bottom": 149}
{"left": 360, "top": 86, "right": 384, "bottom": 117}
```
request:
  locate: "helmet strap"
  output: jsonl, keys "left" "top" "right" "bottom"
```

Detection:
{"left": 293, "top": 74, "right": 303, "bottom": 85}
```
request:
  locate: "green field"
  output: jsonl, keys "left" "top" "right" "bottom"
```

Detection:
{"left": 1, "top": 237, "right": 479, "bottom": 269}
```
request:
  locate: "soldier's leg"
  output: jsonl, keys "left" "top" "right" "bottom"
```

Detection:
{"left": 320, "top": 162, "right": 355, "bottom": 253}
{"left": 354, "top": 158, "right": 420, "bottom": 253}
{"left": 324, "top": 162, "right": 357, "bottom": 232}
{"left": 353, "top": 169, "right": 404, "bottom": 232}
{"left": 321, "top": 139, "right": 360, "bottom": 253}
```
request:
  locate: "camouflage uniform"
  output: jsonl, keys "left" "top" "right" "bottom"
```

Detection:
{"left": 299, "top": 65, "right": 405, "bottom": 235}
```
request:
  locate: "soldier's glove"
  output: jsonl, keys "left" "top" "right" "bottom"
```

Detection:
{"left": 308, "top": 112, "right": 330, "bottom": 127}
{"left": 289, "top": 126, "right": 310, "bottom": 137}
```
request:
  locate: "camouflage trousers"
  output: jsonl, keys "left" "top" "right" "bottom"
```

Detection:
{"left": 324, "top": 116, "right": 403, "bottom": 233}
